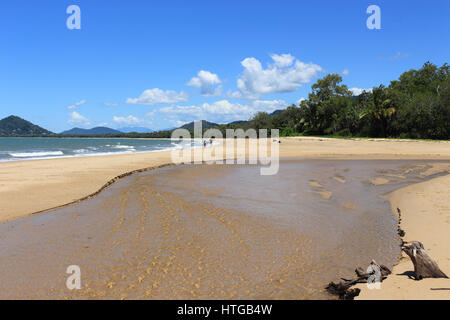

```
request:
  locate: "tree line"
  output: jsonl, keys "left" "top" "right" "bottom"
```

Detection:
{"left": 227, "top": 62, "right": 449, "bottom": 140}
{"left": 59, "top": 62, "right": 449, "bottom": 140}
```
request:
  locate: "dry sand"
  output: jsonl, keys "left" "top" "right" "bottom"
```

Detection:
{"left": 1, "top": 136, "right": 450, "bottom": 299}
{"left": 356, "top": 174, "right": 450, "bottom": 299}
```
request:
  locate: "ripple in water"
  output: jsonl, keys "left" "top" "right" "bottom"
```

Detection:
{"left": 0, "top": 160, "right": 441, "bottom": 299}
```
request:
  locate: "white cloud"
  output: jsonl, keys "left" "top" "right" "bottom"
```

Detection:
{"left": 113, "top": 115, "right": 142, "bottom": 125}
{"left": 271, "top": 53, "right": 295, "bottom": 68}
{"left": 157, "top": 99, "right": 286, "bottom": 123}
{"left": 342, "top": 69, "right": 350, "bottom": 76}
{"left": 297, "top": 97, "right": 306, "bottom": 105}
{"left": 229, "top": 54, "right": 322, "bottom": 99}
{"left": 187, "top": 70, "right": 222, "bottom": 96}
{"left": 104, "top": 102, "right": 118, "bottom": 107}
{"left": 349, "top": 87, "right": 372, "bottom": 96}
{"left": 68, "top": 111, "right": 90, "bottom": 126}
{"left": 67, "top": 99, "right": 86, "bottom": 110}
{"left": 126, "top": 88, "right": 189, "bottom": 105}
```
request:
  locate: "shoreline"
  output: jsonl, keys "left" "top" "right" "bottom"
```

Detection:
{"left": 1, "top": 136, "right": 450, "bottom": 164}
{"left": 355, "top": 173, "right": 450, "bottom": 299}
{"left": 0, "top": 137, "right": 449, "bottom": 299}
{"left": 1, "top": 137, "right": 449, "bottom": 223}
{"left": 1, "top": 137, "right": 450, "bottom": 223}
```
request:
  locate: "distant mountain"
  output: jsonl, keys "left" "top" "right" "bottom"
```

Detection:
{"left": 160, "top": 127, "right": 177, "bottom": 131}
{"left": 228, "top": 120, "right": 248, "bottom": 126}
{"left": 179, "top": 120, "right": 219, "bottom": 130}
{"left": 117, "top": 126, "right": 154, "bottom": 133}
{"left": 0, "top": 115, "right": 53, "bottom": 136}
{"left": 60, "top": 127, "right": 122, "bottom": 135}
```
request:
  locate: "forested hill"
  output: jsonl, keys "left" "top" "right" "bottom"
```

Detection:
{"left": 60, "top": 127, "right": 122, "bottom": 135}
{"left": 180, "top": 120, "right": 219, "bottom": 131}
{"left": 0, "top": 116, "right": 53, "bottom": 136}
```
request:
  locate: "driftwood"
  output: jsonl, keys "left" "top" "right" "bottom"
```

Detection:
{"left": 398, "top": 208, "right": 447, "bottom": 280}
{"left": 326, "top": 260, "right": 391, "bottom": 300}
{"left": 326, "top": 207, "right": 448, "bottom": 299}
{"left": 402, "top": 241, "right": 448, "bottom": 280}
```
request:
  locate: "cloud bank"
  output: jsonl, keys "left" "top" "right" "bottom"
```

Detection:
{"left": 113, "top": 115, "right": 142, "bottom": 125}
{"left": 229, "top": 53, "right": 322, "bottom": 99}
{"left": 126, "top": 88, "right": 189, "bottom": 106}
{"left": 157, "top": 99, "right": 286, "bottom": 124}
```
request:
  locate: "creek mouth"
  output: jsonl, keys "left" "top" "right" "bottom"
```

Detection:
{"left": 0, "top": 159, "right": 446, "bottom": 299}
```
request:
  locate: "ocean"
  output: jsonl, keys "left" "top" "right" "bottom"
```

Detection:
{"left": 0, "top": 137, "right": 195, "bottom": 162}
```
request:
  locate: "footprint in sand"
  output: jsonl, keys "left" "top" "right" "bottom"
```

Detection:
{"left": 333, "top": 176, "right": 346, "bottom": 183}
{"left": 315, "top": 190, "right": 332, "bottom": 200}
{"left": 370, "top": 177, "right": 390, "bottom": 185}
{"left": 341, "top": 201, "right": 357, "bottom": 210}
{"left": 308, "top": 180, "right": 322, "bottom": 188}
{"left": 308, "top": 180, "right": 332, "bottom": 199}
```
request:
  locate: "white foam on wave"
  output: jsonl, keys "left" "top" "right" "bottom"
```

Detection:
{"left": 74, "top": 149, "right": 89, "bottom": 154}
{"left": 1, "top": 140, "right": 198, "bottom": 162}
{"left": 9, "top": 151, "right": 64, "bottom": 158}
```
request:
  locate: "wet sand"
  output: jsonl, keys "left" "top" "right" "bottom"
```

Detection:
{"left": 1, "top": 137, "right": 450, "bottom": 223}
{"left": 0, "top": 159, "right": 448, "bottom": 299}
{"left": 0, "top": 137, "right": 449, "bottom": 299}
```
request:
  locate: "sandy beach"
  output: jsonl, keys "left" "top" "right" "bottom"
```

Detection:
{"left": 1, "top": 137, "right": 449, "bottom": 299}
{"left": 1, "top": 137, "right": 449, "bottom": 223}
{"left": 356, "top": 173, "right": 450, "bottom": 299}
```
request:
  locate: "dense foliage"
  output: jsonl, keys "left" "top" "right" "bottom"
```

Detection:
{"left": 245, "top": 62, "right": 449, "bottom": 139}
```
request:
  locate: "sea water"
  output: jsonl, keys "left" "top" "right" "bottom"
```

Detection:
{"left": 0, "top": 137, "right": 194, "bottom": 162}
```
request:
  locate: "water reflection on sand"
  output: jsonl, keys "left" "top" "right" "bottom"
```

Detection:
{"left": 0, "top": 160, "right": 447, "bottom": 299}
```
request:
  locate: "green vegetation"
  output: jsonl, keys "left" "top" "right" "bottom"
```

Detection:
{"left": 260, "top": 62, "right": 449, "bottom": 139}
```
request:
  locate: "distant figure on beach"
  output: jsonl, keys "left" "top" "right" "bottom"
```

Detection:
{"left": 203, "top": 140, "right": 207, "bottom": 147}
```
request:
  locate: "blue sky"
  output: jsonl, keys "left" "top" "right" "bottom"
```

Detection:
{"left": 1, "top": 0, "right": 449, "bottom": 132}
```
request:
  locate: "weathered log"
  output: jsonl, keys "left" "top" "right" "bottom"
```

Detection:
{"left": 325, "top": 280, "right": 361, "bottom": 299}
{"left": 355, "top": 260, "right": 391, "bottom": 280}
{"left": 343, "top": 288, "right": 361, "bottom": 300}
{"left": 402, "top": 241, "right": 448, "bottom": 280}
{"left": 326, "top": 260, "right": 391, "bottom": 299}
